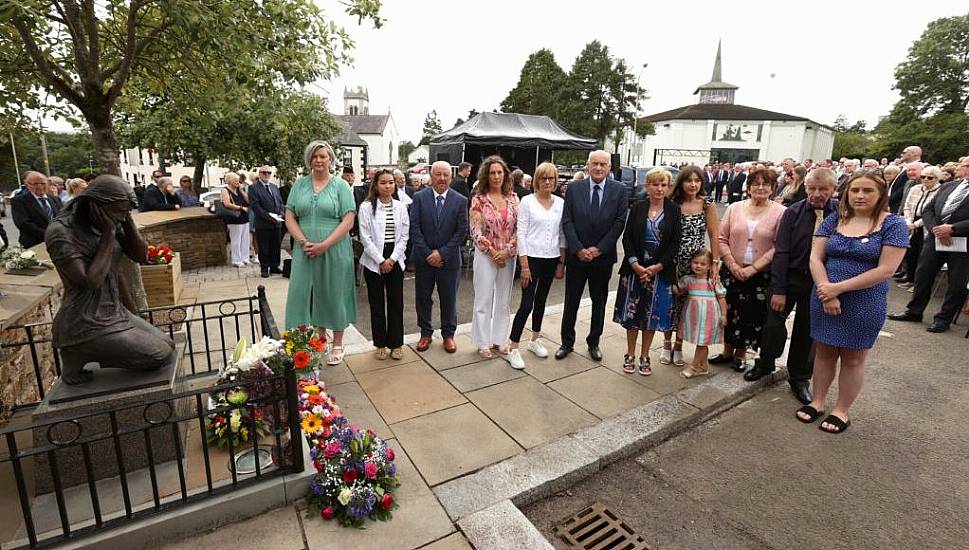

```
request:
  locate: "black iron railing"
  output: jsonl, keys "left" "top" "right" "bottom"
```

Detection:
{"left": 0, "top": 286, "right": 304, "bottom": 549}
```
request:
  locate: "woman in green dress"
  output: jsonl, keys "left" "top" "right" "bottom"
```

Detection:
{"left": 285, "top": 141, "right": 357, "bottom": 365}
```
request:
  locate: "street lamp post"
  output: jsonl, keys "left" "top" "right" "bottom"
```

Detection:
{"left": 631, "top": 63, "right": 648, "bottom": 165}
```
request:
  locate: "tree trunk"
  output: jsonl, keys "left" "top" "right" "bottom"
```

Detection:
{"left": 88, "top": 109, "right": 122, "bottom": 176}
{"left": 192, "top": 155, "right": 206, "bottom": 194}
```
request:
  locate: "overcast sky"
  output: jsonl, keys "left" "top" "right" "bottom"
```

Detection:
{"left": 320, "top": 0, "right": 964, "bottom": 143}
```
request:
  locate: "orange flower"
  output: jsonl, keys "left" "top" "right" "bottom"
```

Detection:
{"left": 308, "top": 394, "right": 324, "bottom": 406}
{"left": 308, "top": 338, "right": 324, "bottom": 352}
{"left": 293, "top": 350, "right": 311, "bottom": 369}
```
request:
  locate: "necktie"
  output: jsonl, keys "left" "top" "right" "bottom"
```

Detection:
{"left": 941, "top": 183, "right": 968, "bottom": 220}
{"left": 40, "top": 197, "right": 53, "bottom": 220}
{"left": 435, "top": 195, "right": 444, "bottom": 224}
{"left": 591, "top": 185, "right": 601, "bottom": 217}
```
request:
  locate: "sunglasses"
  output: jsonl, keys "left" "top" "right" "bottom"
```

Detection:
{"left": 920, "top": 176, "right": 936, "bottom": 180}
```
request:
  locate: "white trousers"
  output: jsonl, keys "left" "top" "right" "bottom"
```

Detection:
{"left": 228, "top": 223, "right": 251, "bottom": 265}
{"left": 471, "top": 248, "right": 516, "bottom": 349}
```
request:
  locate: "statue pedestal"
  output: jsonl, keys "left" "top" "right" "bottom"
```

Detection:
{"left": 31, "top": 335, "right": 190, "bottom": 494}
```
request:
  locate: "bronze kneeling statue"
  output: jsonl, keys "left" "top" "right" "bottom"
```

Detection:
{"left": 46, "top": 175, "right": 174, "bottom": 385}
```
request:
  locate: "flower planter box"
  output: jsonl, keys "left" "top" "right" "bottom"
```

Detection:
{"left": 141, "top": 252, "right": 183, "bottom": 308}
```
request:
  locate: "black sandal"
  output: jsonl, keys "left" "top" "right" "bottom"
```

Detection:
{"left": 819, "top": 414, "right": 850, "bottom": 434}
{"left": 795, "top": 405, "right": 824, "bottom": 424}
{"left": 708, "top": 353, "right": 733, "bottom": 364}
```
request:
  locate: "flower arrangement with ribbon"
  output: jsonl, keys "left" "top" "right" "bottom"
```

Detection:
{"left": 1, "top": 246, "right": 52, "bottom": 271}
{"left": 146, "top": 244, "right": 175, "bottom": 265}
{"left": 306, "top": 416, "right": 400, "bottom": 527}
{"left": 281, "top": 324, "right": 328, "bottom": 370}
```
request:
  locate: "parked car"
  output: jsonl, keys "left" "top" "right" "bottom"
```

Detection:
{"left": 619, "top": 165, "right": 681, "bottom": 203}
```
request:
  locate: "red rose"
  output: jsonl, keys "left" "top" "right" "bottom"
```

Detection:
{"left": 385, "top": 448, "right": 395, "bottom": 461}
{"left": 342, "top": 469, "right": 357, "bottom": 484}
{"left": 380, "top": 493, "right": 393, "bottom": 511}
{"left": 321, "top": 506, "right": 335, "bottom": 520}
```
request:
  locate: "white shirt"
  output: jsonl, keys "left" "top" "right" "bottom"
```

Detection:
{"left": 588, "top": 178, "right": 606, "bottom": 205}
{"left": 517, "top": 193, "right": 566, "bottom": 258}
{"left": 358, "top": 198, "right": 410, "bottom": 273}
{"left": 396, "top": 186, "right": 412, "bottom": 207}
{"left": 433, "top": 189, "right": 449, "bottom": 203}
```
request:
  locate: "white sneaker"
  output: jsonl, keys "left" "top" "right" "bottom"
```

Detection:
{"left": 507, "top": 349, "right": 526, "bottom": 370}
{"left": 527, "top": 339, "right": 548, "bottom": 358}
{"left": 673, "top": 350, "right": 685, "bottom": 366}
{"left": 232, "top": 262, "right": 244, "bottom": 268}
{"left": 659, "top": 348, "right": 673, "bottom": 365}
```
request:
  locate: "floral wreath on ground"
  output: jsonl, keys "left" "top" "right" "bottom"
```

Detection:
{"left": 205, "top": 337, "right": 286, "bottom": 447}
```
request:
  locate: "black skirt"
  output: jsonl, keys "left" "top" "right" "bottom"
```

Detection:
{"left": 720, "top": 265, "right": 770, "bottom": 350}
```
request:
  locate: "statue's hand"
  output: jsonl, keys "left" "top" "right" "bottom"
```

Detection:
{"left": 90, "top": 204, "right": 116, "bottom": 234}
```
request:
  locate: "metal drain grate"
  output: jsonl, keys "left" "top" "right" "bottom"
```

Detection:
{"left": 553, "top": 502, "right": 651, "bottom": 550}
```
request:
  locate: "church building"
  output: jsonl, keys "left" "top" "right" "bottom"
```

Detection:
{"left": 333, "top": 87, "right": 400, "bottom": 176}
{"left": 614, "top": 42, "right": 834, "bottom": 166}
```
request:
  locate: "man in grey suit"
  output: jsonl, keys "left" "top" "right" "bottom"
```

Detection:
{"left": 556, "top": 150, "right": 628, "bottom": 361}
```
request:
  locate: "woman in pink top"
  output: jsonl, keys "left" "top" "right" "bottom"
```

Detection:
{"left": 710, "top": 167, "right": 786, "bottom": 372}
{"left": 470, "top": 155, "right": 520, "bottom": 358}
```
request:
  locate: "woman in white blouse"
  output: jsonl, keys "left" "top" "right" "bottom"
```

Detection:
{"left": 899, "top": 165, "right": 943, "bottom": 288}
{"left": 358, "top": 169, "right": 410, "bottom": 360}
{"left": 506, "top": 162, "right": 566, "bottom": 370}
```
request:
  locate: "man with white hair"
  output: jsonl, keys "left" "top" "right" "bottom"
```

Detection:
{"left": 392, "top": 169, "right": 412, "bottom": 206}
{"left": 888, "top": 146, "right": 922, "bottom": 213}
{"left": 12, "top": 171, "right": 62, "bottom": 248}
{"left": 249, "top": 165, "right": 285, "bottom": 277}
{"left": 556, "top": 150, "right": 628, "bottom": 361}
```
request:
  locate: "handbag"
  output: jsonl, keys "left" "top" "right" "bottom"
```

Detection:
{"left": 214, "top": 200, "right": 241, "bottom": 222}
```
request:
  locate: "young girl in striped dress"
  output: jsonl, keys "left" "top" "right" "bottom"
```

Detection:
{"left": 676, "top": 249, "right": 727, "bottom": 378}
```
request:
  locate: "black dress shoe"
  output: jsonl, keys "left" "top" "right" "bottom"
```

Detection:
{"left": 708, "top": 353, "right": 733, "bottom": 364}
{"left": 790, "top": 382, "right": 813, "bottom": 405}
{"left": 743, "top": 366, "right": 773, "bottom": 382}
{"left": 555, "top": 346, "right": 573, "bottom": 360}
{"left": 887, "top": 311, "right": 921, "bottom": 322}
{"left": 587, "top": 345, "right": 603, "bottom": 362}
{"left": 731, "top": 359, "right": 747, "bottom": 372}
{"left": 260, "top": 270, "right": 270, "bottom": 278}
{"left": 926, "top": 321, "right": 949, "bottom": 333}
{"left": 269, "top": 267, "right": 283, "bottom": 274}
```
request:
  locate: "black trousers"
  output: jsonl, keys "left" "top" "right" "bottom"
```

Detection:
{"left": 510, "top": 257, "right": 559, "bottom": 342}
{"left": 906, "top": 240, "right": 969, "bottom": 325}
{"left": 714, "top": 180, "right": 727, "bottom": 202}
{"left": 255, "top": 226, "right": 282, "bottom": 271}
{"left": 560, "top": 259, "right": 612, "bottom": 349}
{"left": 757, "top": 271, "right": 815, "bottom": 383}
{"left": 903, "top": 228, "right": 924, "bottom": 283}
{"left": 364, "top": 242, "right": 404, "bottom": 349}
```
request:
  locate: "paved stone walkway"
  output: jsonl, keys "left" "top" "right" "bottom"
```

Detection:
{"left": 160, "top": 262, "right": 770, "bottom": 549}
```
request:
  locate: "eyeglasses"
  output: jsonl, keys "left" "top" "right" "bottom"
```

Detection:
{"left": 539, "top": 176, "right": 556, "bottom": 182}
{"left": 748, "top": 181, "right": 772, "bottom": 187}
{"left": 259, "top": 171, "right": 271, "bottom": 175}
{"left": 920, "top": 176, "right": 936, "bottom": 180}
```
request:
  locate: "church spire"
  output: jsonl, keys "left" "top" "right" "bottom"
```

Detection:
{"left": 694, "top": 40, "right": 738, "bottom": 104}
{"left": 711, "top": 39, "right": 723, "bottom": 82}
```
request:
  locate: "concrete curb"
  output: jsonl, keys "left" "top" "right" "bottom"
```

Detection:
{"left": 458, "top": 499, "right": 556, "bottom": 550}
{"left": 435, "top": 367, "right": 788, "bottom": 547}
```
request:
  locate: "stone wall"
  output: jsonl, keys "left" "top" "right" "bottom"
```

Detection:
{"left": 0, "top": 290, "right": 60, "bottom": 426}
{"left": 141, "top": 217, "right": 228, "bottom": 270}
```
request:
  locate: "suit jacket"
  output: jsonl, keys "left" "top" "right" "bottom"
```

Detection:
{"left": 619, "top": 198, "right": 681, "bottom": 283}
{"left": 12, "top": 193, "right": 62, "bottom": 248}
{"left": 561, "top": 177, "right": 628, "bottom": 266}
{"left": 715, "top": 170, "right": 731, "bottom": 185}
{"left": 728, "top": 172, "right": 746, "bottom": 202}
{"left": 888, "top": 173, "right": 910, "bottom": 214}
{"left": 140, "top": 184, "right": 179, "bottom": 212}
{"left": 248, "top": 180, "right": 285, "bottom": 230}
{"left": 409, "top": 187, "right": 469, "bottom": 271}
{"left": 922, "top": 179, "right": 969, "bottom": 237}
{"left": 451, "top": 176, "right": 471, "bottom": 198}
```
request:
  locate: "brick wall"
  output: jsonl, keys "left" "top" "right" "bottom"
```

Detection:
{"left": 141, "top": 218, "right": 228, "bottom": 270}
{"left": 0, "top": 290, "right": 61, "bottom": 426}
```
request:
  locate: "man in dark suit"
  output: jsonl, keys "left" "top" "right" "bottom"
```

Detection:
{"left": 714, "top": 162, "right": 731, "bottom": 203}
{"left": 248, "top": 165, "right": 285, "bottom": 277}
{"left": 451, "top": 162, "right": 472, "bottom": 198}
{"left": 887, "top": 146, "right": 921, "bottom": 213}
{"left": 702, "top": 164, "right": 715, "bottom": 196}
{"left": 410, "top": 161, "right": 469, "bottom": 353}
{"left": 728, "top": 164, "right": 747, "bottom": 203}
{"left": 556, "top": 150, "right": 628, "bottom": 361}
{"left": 140, "top": 175, "right": 181, "bottom": 212}
{"left": 12, "top": 171, "right": 62, "bottom": 248}
{"left": 889, "top": 156, "right": 969, "bottom": 332}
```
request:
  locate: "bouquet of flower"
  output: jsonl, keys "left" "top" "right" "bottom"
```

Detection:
{"left": 1, "top": 246, "right": 51, "bottom": 271}
{"left": 297, "top": 375, "right": 342, "bottom": 446}
{"left": 146, "top": 244, "right": 175, "bottom": 265}
{"left": 306, "top": 416, "right": 400, "bottom": 528}
{"left": 206, "top": 392, "right": 271, "bottom": 448}
{"left": 281, "top": 325, "right": 328, "bottom": 370}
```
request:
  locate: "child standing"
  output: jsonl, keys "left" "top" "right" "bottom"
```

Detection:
{"left": 677, "top": 249, "right": 727, "bottom": 378}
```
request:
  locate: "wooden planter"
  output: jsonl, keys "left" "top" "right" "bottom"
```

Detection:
{"left": 141, "top": 252, "right": 183, "bottom": 308}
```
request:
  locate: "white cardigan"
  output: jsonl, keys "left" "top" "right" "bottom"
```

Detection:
{"left": 358, "top": 198, "right": 410, "bottom": 273}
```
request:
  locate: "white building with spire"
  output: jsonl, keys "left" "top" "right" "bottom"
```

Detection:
{"left": 612, "top": 42, "right": 834, "bottom": 166}
{"left": 332, "top": 86, "right": 400, "bottom": 176}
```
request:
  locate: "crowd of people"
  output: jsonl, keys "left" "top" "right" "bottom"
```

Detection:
{"left": 7, "top": 142, "right": 967, "bottom": 436}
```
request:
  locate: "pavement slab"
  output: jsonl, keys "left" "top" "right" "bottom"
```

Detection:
{"left": 439, "top": 357, "right": 527, "bottom": 392}
{"left": 345, "top": 346, "right": 422, "bottom": 374}
{"left": 458, "top": 499, "right": 555, "bottom": 550}
{"left": 157, "top": 505, "right": 305, "bottom": 550}
{"left": 391, "top": 403, "right": 522, "bottom": 486}
{"left": 521, "top": 339, "right": 598, "bottom": 383}
{"left": 410, "top": 334, "right": 480, "bottom": 371}
{"left": 548, "top": 366, "right": 662, "bottom": 419}
{"left": 356, "top": 361, "right": 466, "bottom": 424}
{"left": 466, "top": 376, "right": 598, "bottom": 449}
{"left": 417, "top": 532, "right": 473, "bottom": 550}
{"left": 329, "top": 381, "right": 391, "bottom": 439}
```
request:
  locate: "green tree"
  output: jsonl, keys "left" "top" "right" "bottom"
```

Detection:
{"left": 1, "top": 1, "right": 383, "bottom": 175}
{"left": 0, "top": 131, "right": 95, "bottom": 187}
{"left": 398, "top": 140, "right": 416, "bottom": 163}
{"left": 831, "top": 114, "right": 872, "bottom": 160}
{"left": 499, "top": 49, "right": 568, "bottom": 117}
{"left": 420, "top": 110, "right": 442, "bottom": 145}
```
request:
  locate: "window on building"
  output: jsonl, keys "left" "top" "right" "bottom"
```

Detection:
{"left": 711, "top": 124, "right": 718, "bottom": 141}
{"left": 756, "top": 124, "right": 763, "bottom": 142}
{"left": 389, "top": 142, "right": 393, "bottom": 163}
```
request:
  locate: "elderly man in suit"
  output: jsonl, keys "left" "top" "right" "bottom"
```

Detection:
{"left": 556, "top": 150, "right": 628, "bottom": 361}
{"left": 889, "top": 156, "right": 969, "bottom": 332}
{"left": 410, "top": 161, "right": 469, "bottom": 353}
{"left": 728, "top": 164, "right": 747, "bottom": 203}
{"left": 249, "top": 165, "right": 285, "bottom": 277}
{"left": 714, "top": 162, "right": 732, "bottom": 203}
{"left": 12, "top": 171, "right": 62, "bottom": 248}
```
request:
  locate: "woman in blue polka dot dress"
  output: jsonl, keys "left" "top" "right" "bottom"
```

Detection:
{"left": 797, "top": 172, "right": 908, "bottom": 434}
